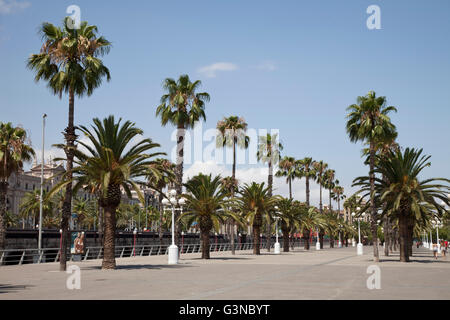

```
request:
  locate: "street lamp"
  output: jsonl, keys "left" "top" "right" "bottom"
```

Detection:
{"left": 161, "top": 189, "right": 185, "bottom": 265}
{"left": 338, "top": 224, "right": 343, "bottom": 248}
{"left": 38, "top": 113, "right": 47, "bottom": 256}
{"left": 432, "top": 218, "right": 443, "bottom": 253}
{"left": 315, "top": 227, "right": 320, "bottom": 251}
{"left": 133, "top": 228, "right": 137, "bottom": 257}
{"left": 181, "top": 231, "right": 185, "bottom": 254}
{"left": 215, "top": 232, "right": 218, "bottom": 252}
{"left": 274, "top": 206, "right": 280, "bottom": 254}
{"left": 238, "top": 233, "right": 242, "bottom": 250}
{"left": 353, "top": 207, "right": 365, "bottom": 255}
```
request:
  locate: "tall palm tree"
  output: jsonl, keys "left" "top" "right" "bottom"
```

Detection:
{"left": 353, "top": 148, "right": 450, "bottom": 262}
{"left": 257, "top": 133, "right": 283, "bottom": 252}
{"left": 332, "top": 183, "right": 345, "bottom": 218}
{"left": 216, "top": 116, "right": 249, "bottom": 254}
{"left": 51, "top": 116, "right": 165, "bottom": 269}
{"left": 156, "top": 74, "right": 210, "bottom": 246}
{"left": 28, "top": 18, "right": 111, "bottom": 270}
{"left": 324, "top": 169, "right": 336, "bottom": 212}
{"left": 296, "top": 157, "right": 316, "bottom": 249}
{"left": 182, "top": 174, "right": 231, "bottom": 259}
{"left": 275, "top": 156, "right": 297, "bottom": 200}
{"left": 296, "top": 157, "right": 316, "bottom": 207}
{"left": 346, "top": 90, "right": 397, "bottom": 262}
{"left": 0, "top": 122, "right": 35, "bottom": 248}
{"left": 237, "top": 182, "right": 278, "bottom": 255}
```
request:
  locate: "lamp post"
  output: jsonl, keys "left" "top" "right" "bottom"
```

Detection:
{"left": 352, "top": 207, "right": 365, "bottom": 255}
{"left": 429, "top": 228, "right": 433, "bottom": 251}
{"left": 59, "top": 229, "right": 62, "bottom": 254}
{"left": 181, "top": 231, "right": 185, "bottom": 254}
{"left": 38, "top": 113, "right": 47, "bottom": 256}
{"left": 133, "top": 228, "right": 137, "bottom": 257}
{"left": 161, "top": 189, "right": 185, "bottom": 265}
{"left": 338, "top": 224, "right": 343, "bottom": 248}
{"left": 432, "top": 219, "right": 443, "bottom": 254}
{"left": 274, "top": 206, "right": 281, "bottom": 254}
{"left": 215, "top": 232, "right": 218, "bottom": 252}
{"left": 315, "top": 228, "right": 320, "bottom": 251}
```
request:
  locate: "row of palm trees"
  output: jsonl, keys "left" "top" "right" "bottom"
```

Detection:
{"left": 346, "top": 91, "right": 450, "bottom": 262}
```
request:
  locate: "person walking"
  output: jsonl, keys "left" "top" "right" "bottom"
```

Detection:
{"left": 432, "top": 242, "right": 439, "bottom": 259}
{"left": 441, "top": 240, "right": 447, "bottom": 258}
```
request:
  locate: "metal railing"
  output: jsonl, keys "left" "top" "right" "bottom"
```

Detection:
{"left": 0, "top": 238, "right": 325, "bottom": 266}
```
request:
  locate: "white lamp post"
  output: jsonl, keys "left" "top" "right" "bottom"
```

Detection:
{"left": 38, "top": 113, "right": 47, "bottom": 256}
{"left": 162, "top": 189, "right": 185, "bottom": 265}
{"left": 429, "top": 228, "right": 433, "bottom": 251}
{"left": 432, "top": 219, "right": 443, "bottom": 254}
{"left": 274, "top": 206, "right": 280, "bottom": 254}
{"left": 338, "top": 224, "right": 343, "bottom": 248}
{"left": 353, "top": 207, "right": 364, "bottom": 255}
{"left": 315, "top": 228, "right": 321, "bottom": 251}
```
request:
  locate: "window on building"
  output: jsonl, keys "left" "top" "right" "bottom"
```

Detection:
{"left": 25, "top": 183, "right": 28, "bottom": 190}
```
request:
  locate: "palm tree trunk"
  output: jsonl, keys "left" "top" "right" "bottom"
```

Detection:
{"left": 102, "top": 204, "right": 117, "bottom": 269}
{"left": 369, "top": 141, "right": 380, "bottom": 262}
{"left": 319, "top": 182, "right": 323, "bottom": 213}
{"left": 175, "top": 124, "right": 185, "bottom": 248}
{"left": 289, "top": 178, "right": 292, "bottom": 200}
{"left": 282, "top": 222, "right": 289, "bottom": 252}
{"left": 384, "top": 216, "right": 390, "bottom": 256}
{"left": 399, "top": 214, "right": 409, "bottom": 262}
{"left": 253, "top": 223, "right": 261, "bottom": 255}
{"left": 0, "top": 181, "right": 8, "bottom": 249}
{"left": 306, "top": 174, "right": 310, "bottom": 207}
{"left": 201, "top": 229, "right": 210, "bottom": 259}
{"left": 60, "top": 88, "right": 76, "bottom": 271}
{"left": 303, "top": 227, "right": 310, "bottom": 250}
{"left": 231, "top": 139, "right": 236, "bottom": 255}
{"left": 266, "top": 161, "right": 273, "bottom": 252}
{"left": 158, "top": 193, "right": 163, "bottom": 245}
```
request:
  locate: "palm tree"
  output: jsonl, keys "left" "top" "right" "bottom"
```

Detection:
{"left": 156, "top": 74, "right": 210, "bottom": 247}
{"left": 0, "top": 122, "right": 35, "bottom": 248}
{"left": 237, "top": 182, "right": 278, "bottom": 255}
{"left": 182, "top": 174, "right": 231, "bottom": 259}
{"left": 19, "top": 189, "right": 54, "bottom": 229}
{"left": 257, "top": 133, "right": 283, "bottom": 252}
{"left": 296, "top": 157, "right": 316, "bottom": 249}
{"left": 332, "top": 183, "right": 345, "bottom": 218}
{"left": 353, "top": 148, "right": 450, "bottom": 262}
{"left": 216, "top": 116, "right": 250, "bottom": 255}
{"left": 324, "top": 169, "right": 336, "bottom": 212}
{"left": 298, "top": 206, "right": 324, "bottom": 247}
{"left": 275, "top": 198, "right": 302, "bottom": 252}
{"left": 52, "top": 116, "right": 165, "bottom": 269}
{"left": 346, "top": 90, "right": 397, "bottom": 262}
{"left": 275, "top": 156, "right": 297, "bottom": 200}
{"left": 28, "top": 18, "right": 111, "bottom": 270}
{"left": 296, "top": 157, "right": 316, "bottom": 206}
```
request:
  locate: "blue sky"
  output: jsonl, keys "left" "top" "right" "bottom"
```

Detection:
{"left": 0, "top": 0, "right": 449, "bottom": 206}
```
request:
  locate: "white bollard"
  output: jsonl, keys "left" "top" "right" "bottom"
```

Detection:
{"left": 274, "top": 242, "right": 280, "bottom": 254}
{"left": 168, "top": 244, "right": 178, "bottom": 265}
{"left": 357, "top": 243, "right": 363, "bottom": 255}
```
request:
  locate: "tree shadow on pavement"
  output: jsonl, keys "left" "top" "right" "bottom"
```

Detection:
{"left": 0, "top": 284, "right": 34, "bottom": 294}
{"left": 82, "top": 264, "right": 195, "bottom": 271}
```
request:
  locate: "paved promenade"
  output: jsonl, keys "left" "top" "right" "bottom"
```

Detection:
{"left": 0, "top": 246, "right": 448, "bottom": 300}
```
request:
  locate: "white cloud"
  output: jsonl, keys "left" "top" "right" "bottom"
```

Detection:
{"left": 254, "top": 61, "right": 277, "bottom": 71}
{"left": 197, "top": 62, "right": 238, "bottom": 78}
{"left": 0, "top": 0, "right": 31, "bottom": 14}
{"left": 184, "top": 161, "right": 328, "bottom": 208}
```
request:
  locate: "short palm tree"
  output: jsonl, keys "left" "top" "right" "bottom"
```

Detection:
{"left": 275, "top": 156, "right": 297, "bottom": 200}
{"left": 19, "top": 189, "right": 54, "bottom": 229}
{"left": 275, "top": 198, "right": 302, "bottom": 252}
{"left": 28, "top": 18, "right": 111, "bottom": 270}
{"left": 257, "top": 133, "right": 283, "bottom": 252}
{"left": 0, "top": 122, "right": 35, "bottom": 248}
{"left": 346, "top": 91, "right": 397, "bottom": 262}
{"left": 237, "top": 182, "right": 278, "bottom": 255}
{"left": 52, "top": 116, "right": 165, "bottom": 269}
{"left": 181, "top": 174, "right": 231, "bottom": 259}
{"left": 353, "top": 148, "right": 450, "bottom": 262}
{"left": 216, "top": 116, "right": 249, "bottom": 254}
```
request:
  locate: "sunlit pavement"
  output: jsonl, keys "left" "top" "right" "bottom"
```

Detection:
{"left": 0, "top": 245, "right": 448, "bottom": 300}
